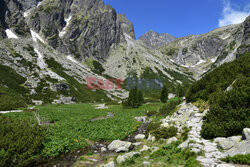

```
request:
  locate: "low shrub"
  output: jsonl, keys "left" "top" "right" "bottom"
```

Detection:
{"left": 146, "top": 110, "right": 157, "bottom": 117}
{"left": 221, "top": 154, "right": 250, "bottom": 165}
{"left": 0, "top": 115, "right": 47, "bottom": 167}
{"left": 151, "top": 126, "right": 178, "bottom": 140}
{"left": 158, "top": 99, "right": 182, "bottom": 116}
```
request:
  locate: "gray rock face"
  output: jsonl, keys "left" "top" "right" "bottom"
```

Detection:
{"left": 237, "top": 15, "right": 250, "bottom": 57}
{"left": 26, "top": 0, "right": 134, "bottom": 62}
{"left": 107, "top": 140, "right": 132, "bottom": 153}
{"left": 1, "top": 0, "right": 30, "bottom": 37}
{"left": 118, "top": 14, "right": 135, "bottom": 40}
{"left": 138, "top": 30, "right": 176, "bottom": 49}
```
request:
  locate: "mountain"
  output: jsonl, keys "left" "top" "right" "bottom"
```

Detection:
{"left": 138, "top": 30, "right": 177, "bottom": 49}
{"left": 0, "top": 0, "right": 249, "bottom": 110}
{"left": 159, "top": 16, "right": 250, "bottom": 79}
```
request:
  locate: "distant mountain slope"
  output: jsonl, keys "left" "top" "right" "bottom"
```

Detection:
{"left": 138, "top": 30, "right": 177, "bottom": 49}
{"left": 158, "top": 16, "right": 250, "bottom": 79}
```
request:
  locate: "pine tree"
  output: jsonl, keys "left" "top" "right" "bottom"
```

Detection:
{"left": 138, "top": 90, "right": 144, "bottom": 105}
{"left": 160, "top": 85, "right": 168, "bottom": 103}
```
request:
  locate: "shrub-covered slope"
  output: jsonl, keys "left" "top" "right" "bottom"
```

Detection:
{"left": 186, "top": 53, "right": 250, "bottom": 139}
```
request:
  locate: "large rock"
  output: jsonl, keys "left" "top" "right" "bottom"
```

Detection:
{"left": 242, "top": 128, "right": 250, "bottom": 140}
{"left": 116, "top": 152, "right": 140, "bottom": 164}
{"left": 166, "top": 137, "right": 178, "bottom": 144}
{"left": 223, "top": 140, "right": 250, "bottom": 157}
{"left": 101, "top": 161, "right": 115, "bottom": 167}
{"left": 214, "top": 136, "right": 242, "bottom": 150}
{"left": 107, "top": 140, "right": 132, "bottom": 153}
{"left": 134, "top": 134, "right": 145, "bottom": 140}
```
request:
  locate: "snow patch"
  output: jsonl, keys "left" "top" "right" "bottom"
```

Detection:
{"left": 59, "top": 16, "right": 72, "bottom": 38}
{"left": 31, "top": 30, "right": 45, "bottom": 43}
{"left": 222, "top": 35, "right": 230, "bottom": 40}
{"left": 0, "top": 110, "right": 23, "bottom": 114}
{"left": 5, "top": 29, "right": 19, "bottom": 39}
{"left": 31, "top": 30, "right": 64, "bottom": 81}
{"left": 211, "top": 58, "right": 217, "bottom": 63}
{"left": 191, "top": 59, "right": 206, "bottom": 67}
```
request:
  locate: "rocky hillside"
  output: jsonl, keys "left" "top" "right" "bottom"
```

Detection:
{"left": 158, "top": 16, "right": 250, "bottom": 78}
{"left": 0, "top": 0, "right": 249, "bottom": 110}
{"left": 138, "top": 30, "right": 177, "bottom": 49}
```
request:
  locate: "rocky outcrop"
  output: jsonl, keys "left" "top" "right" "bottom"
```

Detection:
{"left": 161, "top": 103, "right": 250, "bottom": 167}
{"left": 138, "top": 30, "right": 176, "bottom": 49}
{"left": 26, "top": 0, "right": 135, "bottom": 62}
{"left": 237, "top": 15, "right": 250, "bottom": 57}
{"left": 118, "top": 14, "right": 135, "bottom": 40}
{"left": 107, "top": 140, "right": 132, "bottom": 153}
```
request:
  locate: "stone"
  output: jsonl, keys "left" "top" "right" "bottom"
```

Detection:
{"left": 132, "top": 142, "right": 141, "bottom": 147}
{"left": 204, "top": 145, "right": 218, "bottom": 153}
{"left": 147, "top": 133, "right": 156, "bottom": 142}
{"left": 108, "top": 140, "right": 132, "bottom": 153}
{"left": 142, "top": 161, "right": 150, "bottom": 167}
{"left": 166, "top": 137, "right": 178, "bottom": 144}
{"left": 135, "top": 116, "right": 147, "bottom": 123}
{"left": 216, "top": 164, "right": 235, "bottom": 167}
{"left": 101, "top": 161, "right": 115, "bottom": 167}
{"left": 224, "top": 140, "right": 250, "bottom": 157}
{"left": 135, "top": 134, "right": 146, "bottom": 140}
{"left": 242, "top": 128, "right": 250, "bottom": 140}
{"left": 214, "top": 136, "right": 242, "bottom": 150}
{"left": 116, "top": 152, "right": 140, "bottom": 164}
{"left": 178, "top": 140, "right": 189, "bottom": 150}
{"left": 101, "top": 147, "right": 107, "bottom": 152}
{"left": 140, "top": 145, "right": 150, "bottom": 152}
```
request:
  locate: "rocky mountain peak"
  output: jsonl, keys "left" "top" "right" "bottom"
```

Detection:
{"left": 138, "top": 30, "right": 176, "bottom": 49}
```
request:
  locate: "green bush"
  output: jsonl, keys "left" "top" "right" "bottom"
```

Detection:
{"left": 186, "top": 52, "right": 250, "bottom": 102}
{"left": 150, "top": 142, "right": 202, "bottom": 166}
{"left": 151, "top": 126, "right": 178, "bottom": 140}
{"left": 146, "top": 110, "right": 157, "bottom": 117}
{"left": 221, "top": 154, "right": 250, "bottom": 165}
{"left": 158, "top": 99, "right": 182, "bottom": 116}
{"left": 201, "top": 75, "right": 250, "bottom": 139}
{"left": 0, "top": 115, "right": 47, "bottom": 167}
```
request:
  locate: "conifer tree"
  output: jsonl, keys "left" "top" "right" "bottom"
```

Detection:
{"left": 138, "top": 90, "right": 144, "bottom": 105}
{"left": 160, "top": 84, "right": 168, "bottom": 103}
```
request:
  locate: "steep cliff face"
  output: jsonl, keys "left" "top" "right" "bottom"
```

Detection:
{"left": 236, "top": 15, "right": 250, "bottom": 57}
{"left": 117, "top": 14, "right": 135, "bottom": 40}
{"left": 138, "top": 30, "right": 177, "bottom": 49}
{"left": 24, "top": 0, "right": 134, "bottom": 61}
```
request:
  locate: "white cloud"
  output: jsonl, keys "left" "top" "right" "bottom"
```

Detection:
{"left": 219, "top": 0, "right": 250, "bottom": 27}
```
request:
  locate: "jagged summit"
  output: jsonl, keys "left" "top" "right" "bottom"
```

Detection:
{"left": 138, "top": 30, "right": 177, "bottom": 49}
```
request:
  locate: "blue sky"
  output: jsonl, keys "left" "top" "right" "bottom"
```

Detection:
{"left": 103, "top": 0, "right": 250, "bottom": 39}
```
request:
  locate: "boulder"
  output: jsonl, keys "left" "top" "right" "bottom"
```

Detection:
{"left": 214, "top": 136, "right": 241, "bottom": 150}
{"left": 223, "top": 140, "right": 250, "bottom": 157}
{"left": 242, "top": 128, "right": 250, "bottom": 140}
{"left": 132, "top": 142, "right": 141, "bottom": 147}
{"left": 108, "top": 140, "right": 132, "bottom": 153}
{"left": 166, "top": 137, "right": 178, "bottom": 144}
{"left": 142, "top": 161, "right": 150, "bottom": 167}
{"left": 135, "top": 116, "right": 147, "bottom": 123}
{"left": 116, "top": 152, "right": 140, "bottom": 164}
{"left": 101, "top": 147, "right": 107, "bottom": 152}
{"left": 147, "top": 133, "right": 156, "bottom": 142}
{"left": 140, "top": 145, "right": 150, "bottom": 152}
{"left": 135, "top": 134, "right": 145, "bottom": 140}
{"left": 101, "top": 161, "right": 115, "bottom": 167}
